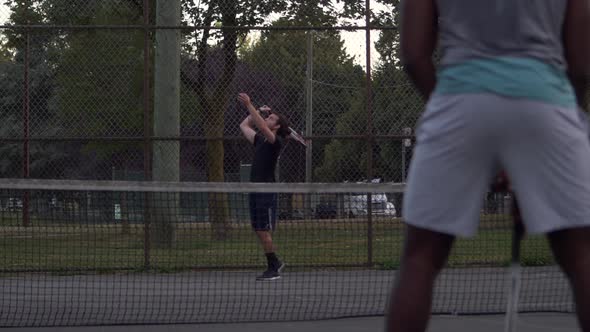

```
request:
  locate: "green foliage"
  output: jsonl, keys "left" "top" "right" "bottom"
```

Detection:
{"left": 236, "top": 0, "right": 419, "bottom": 183}
{"left": 314, "top": 63, "right": 422, "bottom": 182}
{"left": 373, "top": 0, "right": 402, "bottom": 67}
{"left": 1, "top": 0, "right": 412, "bottom": 181}
{"left": 0, "top": 1, "right": 150, "bottom": 177}
{"left": 240, "top": 23, "right": 368, "bottom": 182}
{"left": 0, "top": 37, "right": 12, "bottom": 62}
{"left": 47, "top": 3, "right": 145, "bottom": 169}
{"left": 314, "top": 95, "right": 367, "bottom": 181}
{"left": 53, "top": 27, "right": 144, "bottom": 136}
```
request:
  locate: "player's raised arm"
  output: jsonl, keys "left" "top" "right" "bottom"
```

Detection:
{"left": 237, "top": 93, "right": 276, "bottom": 144}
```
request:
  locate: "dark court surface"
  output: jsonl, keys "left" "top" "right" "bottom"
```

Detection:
{"left": 3, "top": 313, "right": 578, "bottom": 332}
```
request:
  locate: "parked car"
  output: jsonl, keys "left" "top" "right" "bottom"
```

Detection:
{"left": 344, "top": 194, "right": 396, "bottom": 217}
{"left": 5, "top": 198, "right": 23, "bottom": 212}
{"left": 315, "top": 203, "right": 337, "bottom": 219}
{"left": 343, "top": 194, "right": 368, "bottom": 217}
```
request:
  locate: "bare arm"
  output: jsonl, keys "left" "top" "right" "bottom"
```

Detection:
{"left": 400, "top": 0, "right": 438, "bottom": 101}
{"left": 237, "top": 93, "right": 276, "bottom": 143}
{"left": 564, "top": 0, "right": 590, "bottom": 111}
{"left": 239, "top": 115, "right": 256, "bottom": 144}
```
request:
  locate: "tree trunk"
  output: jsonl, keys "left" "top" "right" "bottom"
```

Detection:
{"left": 205, "top": 98, "right": 231, "bottom": 240}
{"left": 186, "top": 1, "right": 239, "bottom": 240}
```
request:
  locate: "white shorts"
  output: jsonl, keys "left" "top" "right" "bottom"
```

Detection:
{"left": 403, "top": 93, "right": 590, "bottom": 237}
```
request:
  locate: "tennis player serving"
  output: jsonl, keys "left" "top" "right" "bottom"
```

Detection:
{"left": 387, "top": 0, "right": 590, "bottom": 331}
{"left": 238, "top": 92, "right": 290, "bottom": 281}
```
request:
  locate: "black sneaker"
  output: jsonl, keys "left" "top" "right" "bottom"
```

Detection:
{"left": 256, "top": 268, "right": 281, "bottom": 281}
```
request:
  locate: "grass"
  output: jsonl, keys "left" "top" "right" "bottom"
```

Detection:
{"left": 0, "top": 214, "right": 555, "bottom": 274}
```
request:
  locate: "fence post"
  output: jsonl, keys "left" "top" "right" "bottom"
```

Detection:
{"left": 305, "top": 32, "right": 314, "bottom": 215}
{"left": 365, "top": 0, "right": 374, "bottom": 267}
{"left": 142, "top": 0, "right": 152, "bottom": 271}
{"left": 21, "top": 3, "right": 31, "bottom": 228}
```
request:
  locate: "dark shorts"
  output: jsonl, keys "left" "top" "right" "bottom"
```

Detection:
{"left": 249, "top": 193, "right": 278, "bottom": 231}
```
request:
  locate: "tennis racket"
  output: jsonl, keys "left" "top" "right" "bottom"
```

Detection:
{"left": 288, "top": 127, "right": 307, "bottom": 147}
{"left": 250, "top": 100, "right": 307, "bottom": 147}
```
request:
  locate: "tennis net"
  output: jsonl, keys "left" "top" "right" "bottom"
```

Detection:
{"left": 0, "top": 178, "right": 572, "bottom": 327}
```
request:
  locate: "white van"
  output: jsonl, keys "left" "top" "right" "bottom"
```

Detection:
{"left": 344, "top": 194, "right": 396, "bottom": 217}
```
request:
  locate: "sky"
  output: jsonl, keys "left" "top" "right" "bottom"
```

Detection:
{"left": 0, "top": 2, "right": 389, "bottom": 68}
{"left": 0, "top": 4, "right": 8, "bottom": 24}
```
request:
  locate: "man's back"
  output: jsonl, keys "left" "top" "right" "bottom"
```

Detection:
{"left": 250, "top": 134, "right": 282, "bottom": 183}
{"left": 437, "top": 0, "right": 568, "bottom": 69}
{"left": 434, "top": 0, "right": 575, "bottom": 108}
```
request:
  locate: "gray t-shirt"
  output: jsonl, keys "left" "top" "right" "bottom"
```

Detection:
{"left": 436, "top": 0, "right": 568, "bottom": 70}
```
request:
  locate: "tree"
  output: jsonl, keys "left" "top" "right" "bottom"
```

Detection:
{"left": 3, "top": 0, "right": 394, "bottom": 233}
{"left": 3, "top": 0, "right": 148, "bottom": 180}
{"left": 311, "top": 0, "right": 425, "bottom": 183}
{"left": 181, "top": 0, "right": 365, "bottom": 237}
{"left": 373, "top": 0, "right": 402, "bottom": 68}
{"left": 52, "top": 3, "right": 145, "bottom": 150}
{"left": 182, "top": 0, "right": 287, "bottom": 183}
{"left": 0, "top": 37, "right": 12, "bottom": 62}
{"left": 181, "top": 1, "right": 293, "bottom": 239}
{"left": 240, "top": 14, "right": 366, "bottom": 182}
{"left": 1, "top": 1, "right": 80, "bottom": 179}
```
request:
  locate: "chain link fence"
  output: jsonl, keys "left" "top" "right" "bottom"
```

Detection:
{"left": 0, "top": 3, "right": 583, "bottom": 325}
{"left": 0, "top": 0, "right": 422, "bottom": 185}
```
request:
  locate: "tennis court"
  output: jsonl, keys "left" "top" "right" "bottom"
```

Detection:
{"left": 0, "top": 314, "right": 579, "bottom": 332}
{"left": 0, "top": 266, "right": 572, "bottom": 324}
{"left": 0, "top": 266, "right": 578, "bottom": 331}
